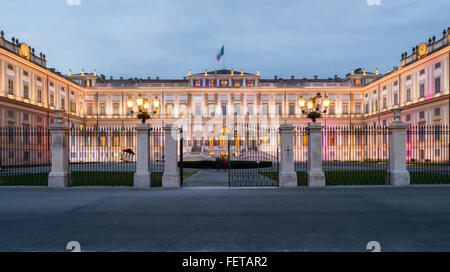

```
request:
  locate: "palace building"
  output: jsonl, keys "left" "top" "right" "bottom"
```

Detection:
{"left": 0, "top": 27, "right": 449, "bottom": 156}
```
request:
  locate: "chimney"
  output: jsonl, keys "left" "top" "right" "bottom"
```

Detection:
{"left": 334, "top": 75, "right": 338, "bottom": 80}
{"left": 156, "top": 76, "right": 160, "bottom": 80}
{"left": 314, "top": 75, "right": 318, "bottom": 80}
{"left": 147, "top": 77, "right": 151, "bottom": 80}
{"left": 120, "top": 77, "right": 123, "bottom": 80}
{"left": 274, "top": 75, "right": 278, "bottom": 80}
{"left": 291, "top": 75, "right": 295, "bottom": 80}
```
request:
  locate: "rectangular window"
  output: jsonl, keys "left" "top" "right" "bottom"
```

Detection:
{"left": 49, "top": 93, "right": 54, "bottom": 106}
{"left": 329, "top": 105, "right": 335, "bottom": 115}
{"left": 406, "top": 75, "right": 411, "bottom": 81}
{"left": 23, "top": 71, "right": 29, "bottom": 77}
{"left": 394, "top": 81, "right": 398, "bottom": 86}
{"left": 221, "top": 105, "right": 227, "bottom": 115}
{"left": 383, "top": 97, "right": 387, "bottom": 109}
{"left": 406, "top": 88, "right": 411, "bottom": 101}
{"left": 71, "top": 101, "right": 76, "bottom": 113}
{"left": 355, "top": 104, "right": 361, "bottom": 115}
{"left": 289, "top": 103, "right": 295, "bottom": 115}
{"left": 247, "top": 104, "right": 253, "bottom": 115}
{"left": 23, "top": 84, "right": 29, "bottom": 99}
{"left": 435, "top": 108, "right": 440, "bottom": 116}
{"left": 207, "top": 104, "right": 214, "bottom": 116}
{"left": 373, "top": 100, "right": 377, "bottom": 112}
{"left": 37, "top": 88, "right": 42, "bottom": 103}
{"left": 419, "top": 69, "right": 425, "bottom": 75}
{"left": 113, "top": 103, "right": 119, "bottom": 115}
{"left": 234, "top": 104, "right": 240, "bottom": 115}
{"left": 262, "top": 104, "right": 268, "bottom": 115}
{"left": 7, "top": 64, "right": 13, "bottom": 70}
{"left": 166, "top": 104, "right": 173, "bottom": 117}
{"left": 435, "top": 62, "right": 441, "bottom": 69}
{"left": 342, "top": 104, "right": 348, "bottom": 114}
{"left": 87, "top": 104, "right": 93, "bottom": 115}
{"left": 406, "top": 114, "right": 411, "bottom": 121}
{"left": 435, "top": 77, "right": 441, "bottom": 93}
{"left": 275, "top": 104, "right": 282, "bottom": 115}
{"left": 419, "top": 111, "right": 425, "bottom": 119}
{"left": 7, "top": 79, "right": 14, "bottom": 94}
{"left": 100, "top": 104, "right": 106, "bottom": 115}
{"left": 419, "top": 83, "right": 425, "bottom": 97}
{"left": 393, "top": 93, "right": 398, "bottom": 105}
{"left": 195, "top": 104, "right": 201, "bottom": 116}
{"left": 61, "top": 98, "right": 65, "bottom": 110}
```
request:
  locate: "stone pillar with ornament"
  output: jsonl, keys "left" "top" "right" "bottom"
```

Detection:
{"left": 48, "top": 110, "right": 71, "bottom": 187}
{"left": 279, "top": 124, "right": 297, "bottom": 187}
{"left": 134, "top": 123, "right": 152, "bottom": 188}
{"left": 307, "top": 122, "right": 325, "bottom": 187}
{"left": 388, "top": 108, "right": 410, "bottom": 186}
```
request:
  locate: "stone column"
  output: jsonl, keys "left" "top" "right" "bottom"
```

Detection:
{"left": 388, "top": 108, "right": 410, "bottom": 186}
{"left": 279, "top": 124, "right": 297, "bottom": 187}
{"left": 134, "top": 123, "right": 151, "bottom": 188}
{"left": 162, "top": 124, "right": 180, "bottom": 188}
{"left": 307, "top": 122, "right": 325, "bottom": 187}
{"left": 48, "top": 110, "right": 70, "bottom": 187}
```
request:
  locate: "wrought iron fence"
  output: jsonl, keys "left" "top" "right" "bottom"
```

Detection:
{"left": 406, "top": 125, "right": 450, "bottom": 184}
{"left": 68, "top": 126, "right": 136, "bottom": 186}
{"left": 0, "top": 126, "right": 51, "bottom": 186}
{"left": 229, "top": 125, "right": 279, "bottom": 187}
{"left": 150, "top": 127, "right": 165, "bottom": 186}
{"left": 294, "top": 126, "right": 308, "bottom": 186}
{"left": 322, "top": 126, "right": 390, "bottom": 185}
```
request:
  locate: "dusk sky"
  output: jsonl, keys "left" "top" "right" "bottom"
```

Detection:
{"left": 1, "top": 0, "right": 448, "bottom": 79}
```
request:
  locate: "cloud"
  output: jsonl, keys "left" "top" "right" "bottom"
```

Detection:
{"left": 66, "top": 0, "right": 81, "bottom": 6}
{"left": 366, "top": 0, "right": 381, "bottom": 6}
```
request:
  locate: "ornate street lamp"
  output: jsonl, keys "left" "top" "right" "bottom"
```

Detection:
{"left": 126, "top": 94, "right": 160, "bottom": 123}
{"left": 298, "top": 92, "right": 330, "bottom": 123}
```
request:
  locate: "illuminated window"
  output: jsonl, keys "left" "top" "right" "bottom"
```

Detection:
{"left": 7, "top": 79, "right": 14, "bottom": 95}
{"left": 234, "top": 80, "right": 240, "bottom": 87}
{"left": 100, "top": 136, "right": 106, "bottom": 147}
{"left": 166, "top": 104, "right": 173, "bottom": 117}
{"left": 37, "top": 89, "right": 42, "bottom": 103}
{"left": 262, "top": 136, "right": 268, "bottom": 145}
{"left": 23, "top": 84, "right": 29, "bottom": 99}
{"left": 209, "top": 79, "right": 215, "bottom": 87}
{"left": 71, "top": 101, "right": 76, "bottom": 113}
{"left": 220, "top": 135, "right": 228, "bottom": 147}
{"left": 114, "top": 135, "right": 120, "bottom": 147}
{"left": 113, "top": 103, "right": 119, "bottom": 115}
{"left": 247, "top": 80, "right": 253, "bottom": 87}
{"left": 221, "top": 80, "right": 227, "bottom": 87}
{"left": 49, "top": 93, "right": 54, "bottom": 106}
{"left": 195, "top": 80, "right": 201, "bottom": 87}
{"left": 303, "top": 135, "right": 308, "bottom": 146}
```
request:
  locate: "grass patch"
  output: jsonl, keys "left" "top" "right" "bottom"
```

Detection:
{"left": 410, "top": 172, "right": 450, "bottom": 184}
{"left": 0, "top": 173, "right": 48, "bottom": 186}
{"left": 71, "top": 171, "right": 134, "bottom": 186}
{"left": 260, "top": 171, "right": 278, "bottom": 182}
{"left": 325, "top": 170, "right": 387, "bottom": 185}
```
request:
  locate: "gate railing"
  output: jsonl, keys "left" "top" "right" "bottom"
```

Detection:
{"left": 0, "top": 126, "right": 51, "bottom": 186}
{"left": 322, "top": 126, "right": 390, "bottom": 185}
{"left": 294, "top": 126, "right": 308, "bottom": 186}
{"left": 406, "top": 125, "right": 450, "bottom": 184}
{"left": 68, "top": 126, "right": 136, "bottom": 186}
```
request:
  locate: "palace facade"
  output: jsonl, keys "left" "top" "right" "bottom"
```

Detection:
{"left": 0, "top": 28, "right": 449, "bottom": 151}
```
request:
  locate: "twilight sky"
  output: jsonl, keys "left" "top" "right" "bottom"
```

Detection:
{"left": 0, "top": 0, "right": 448, "bottom": 79}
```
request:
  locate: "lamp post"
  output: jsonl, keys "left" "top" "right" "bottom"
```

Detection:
{"left": 297, "top": 92, "right": 330, "bottom": 123}
{"left": 126, "top": 94, "right": 160, "bottom": 123}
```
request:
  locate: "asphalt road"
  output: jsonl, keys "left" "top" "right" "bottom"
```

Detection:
{"left": 0, "top": 186, "right": 450, "bottom": 252}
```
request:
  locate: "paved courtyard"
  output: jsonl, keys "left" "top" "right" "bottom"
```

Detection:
{"left": 0, "top": 186, "right": 450, "bottom": 252}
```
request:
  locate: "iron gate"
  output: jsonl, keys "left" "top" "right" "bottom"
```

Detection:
{"left": 228, "top": 126, "right": 279, "bottom": 187}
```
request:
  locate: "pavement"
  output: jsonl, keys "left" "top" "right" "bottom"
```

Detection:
{"left": 1, "top": 185, "right": 450, "bottom": 252}
{"left": 183, "top": 169, "right": 229, "bottom": 187}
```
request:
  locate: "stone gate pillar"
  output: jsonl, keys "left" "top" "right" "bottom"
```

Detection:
{"left": 388, "top": 108, "right": 410, "bottom": 186}
{"left": 162, "top": 124, "right": 180, "bottom": 188}
{"left": 48, "top": 110, "right": 71, "bottom": 187}
{"left": 279, "top": 124, "right": 297, "bottom": 187}
{"left": 134, "top": 123, "right": 151, "bottom": 188}
{"left": 307, "top": 122, "right": 325, "bottom": 187}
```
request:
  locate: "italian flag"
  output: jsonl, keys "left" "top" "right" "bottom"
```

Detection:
{"left": 217, "top": 45, "right": 224, "bottom": 61}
